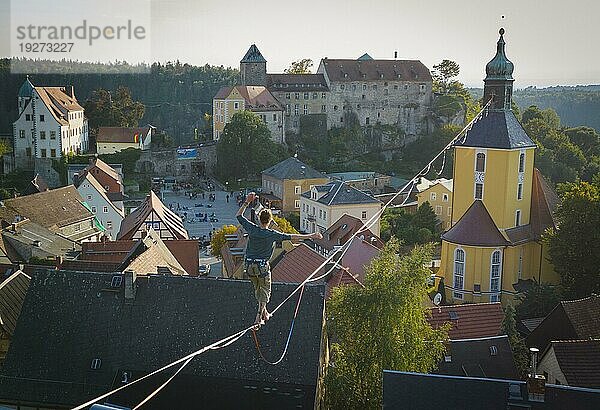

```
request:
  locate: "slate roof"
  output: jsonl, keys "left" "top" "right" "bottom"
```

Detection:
{"left": 117, "top": 191, "right": 188, "bottom": 240}
{"left": 313, "top": 214, "right": 384, "bottom": 252}
{"left": 302, "top": 180, "right": 381, "bottom": 206}
{"left": 441, "top": 201, "right": 508, "bottom": 247}
{"left": 428, "top": 302, "right": 505, "bottom": 340}
{"left": 437, "top": 335, "right": 518, "bottom": 380}
{"left": 456, "top": 110, "right": 536, "bottom": 150}
{"left": 266, "top": 73, "right": 329, "bottom": 92}
{"left": 262, "top": 157, "right": 325, "bottom": 180}
{"left": 23, "top": 174, "right": 49, "bottom": 195}
{"left": 548, "top": 340, "right": 600, "bottom": 388}
{"left": 0, "top": 270, "right": 30, "bottom": 336}
{"left": 320, "top": 58, "right": 431, "bottom": 82}
{"left": 383, "top": 370, "right": 600, "bottom": 410}
{"left": 120, "top": 229, "right": 187, "bottom": 275}
{"left": 0, "top": 186, "right": 94, "bottom": 230}
{"left": 240, "top": 44, "right": 266, "bottom": 63}
{"left": 214, "top": 86, "right": 283, "bottom": 112}
{"left": 0, "top": 271, "right": 325, "bottom": 408}
{"left": 1, "top": 220, "right": 81, "bottom": 261}
{"left": 97, "top": 127, "right": 150, "bottom": 144}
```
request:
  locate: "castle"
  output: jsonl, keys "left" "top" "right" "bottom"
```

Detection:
{"left": 213, "top": 45, "right": 433, "bottom": 142}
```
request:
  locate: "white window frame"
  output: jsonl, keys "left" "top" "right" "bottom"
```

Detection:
{"left": 490, "top": 249, "right": 502, "bottom": 302}
{"left": 103, "top": 206, "right": 109, "bottom": 214}
{"left": 361, "top": 211, "right": 367, "bottom": 220}
{"left": 294, "top": 185, "right": 301, "bottom": 195}
{"left": 294, "top": 200, "right": 300, "bottom": 209}
{"left": 515, "top": 209, "right": 521, "bottom": 227}
{"left": 453, "top": 248, "right": 465, "bottom": 300}
{"left": 517, "top": 183, "right": 523, "bottom": 200}
{"left": 430, "top": 192, "right": 437, "bottom": 201}
{"left": 519, "top": 151, "right": 525, "bottom": 173}
{"left": 474, "top": 183, "right": 484, "bottom": 200}
{"left": 435, "top": 205, "right": 442, "bottom": 215}
{"left": 443, "top": 193, "right": 449, "bottom": 202}
{"left": 475, "top": 150, "right": 486, "bottom": 173}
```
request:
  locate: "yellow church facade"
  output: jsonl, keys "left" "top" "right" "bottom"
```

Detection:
{"left": 439, "top": 29, "right": 559, "bottom": 305}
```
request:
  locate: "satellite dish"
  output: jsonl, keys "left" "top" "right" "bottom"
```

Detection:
{"left": 433, "top": 293, "right": 442, "bottom": 306}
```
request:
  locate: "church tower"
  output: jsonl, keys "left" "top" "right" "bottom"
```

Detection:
{"left": 439, "top": 29, "right": 559, "bottom": 305}
{"left": 240, "top": 44, "right": 267, "bottom": 86}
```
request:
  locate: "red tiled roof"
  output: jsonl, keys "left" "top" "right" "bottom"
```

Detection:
{"left": 34, "top": 86, "right": 83, "bottom": 125}
{"left": 313, "top": 214, "right": 383, "bottom": 252}
{"left": 441, "top": 201, "right": 509, "bottom": 247}
{"left": 530, "top": 168, "right": 558, "bottom": 239}
{"left": 340, "top": 236, "right": 380, "bottom": 282}
{"left": 428, "top": 302, "right": 505, "bottom": 340}
{"left": 271, "top": 244, "right": 331, "bottom": 284}
{"left": 320, "top": 58, "right": 431, "bottom": 82}
{"left": 214, "top": 85, "right": 283, "bottom": 112}
{"left": 97, "top": 127, "right": 150, "bottom": 144}
{"left": 548, "top": 339, "right": 600, "bottom": 388}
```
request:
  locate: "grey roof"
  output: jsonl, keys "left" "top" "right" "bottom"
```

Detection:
{"left": 383, "top": 371, "right": 600, "bottom": 410}
{"left": 17, "top": 77, "right": 34, "bottom": 98}
{"left": 241, "top": 44, "right": 266, "bottom": 63}
{"left": 262, "top": 157, "right": 325, "bottom": 180}
{"left": 301, "top": 180, "right": 381, "bottom": 206}
{"left": 0, "top": 271, "right": 325, "bottom": 408}
{"left": 457, "top": 110, "right": 536, "bottom": 150}
{"left": 1, "top": 221, "right": 81, "bottom": 261}
{"left": 441, "top": 201, "right": 508, "bottom": 247}
{"left": 436, "top": 335, "right": 518, "bottom": 380}
{"left": 0, "top": 270, "right": 30, "bottom": 336}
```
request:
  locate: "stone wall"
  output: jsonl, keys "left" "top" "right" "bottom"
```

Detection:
{"left": 33, "top": 158, "right": 62, "bottom": 188}
{"left": 326, "top": 79, "right": 432, "bottom": 135}
{"left": 135, "top": 143, "right": 217, "bottom": 180}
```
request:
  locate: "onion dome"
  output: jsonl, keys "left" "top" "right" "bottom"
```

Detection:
{"left": 485, "top": 28, "right": 514, "bottom": 80}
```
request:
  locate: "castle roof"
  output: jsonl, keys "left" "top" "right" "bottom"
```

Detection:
{"left": 266, "top": 73, "right": 329, "bottom": 92}
{"left": 214, "top": 85, "right": 283, "bottom": 112}
{"left": 240, "top": 44, "right": 266, "bottom": 63}
{"left": 320, "top": 58, "right": 431, "bottom": 82}
{"left": 441, "top": 200, "right": 508, "bottom": 247}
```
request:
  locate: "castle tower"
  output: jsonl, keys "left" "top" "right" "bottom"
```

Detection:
{"left": 439, "top": 29, "right": 559, "bottom": 305}
{"left": 240, "top": 44, "right": 267, "bottom": 86}
{"left": 17, "top": 76, "right": 34, "bottom": 113}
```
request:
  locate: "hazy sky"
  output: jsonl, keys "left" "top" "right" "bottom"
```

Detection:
{"left": 2, "top": 0, "right": 598, "bottom": 87}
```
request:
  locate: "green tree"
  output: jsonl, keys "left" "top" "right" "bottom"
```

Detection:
{"left": 502, "top": 304, "right": 529, "bottom": 377}
{"left": 284, "top": 58, "right": 313, "bottom": 74}
{"left": 84, "top": 86, "right": 145, "bottom": 132}
{"left": 216, "top": 111, "right": 286, "bottom": 180}
{"left": 432, "top": 60, "right": 460, "bottom": 95}
{"left": 272, "top": 215, "right": 299, "bottom": 234}
{"left": 564, "top": 126, "right": 600, "bottom": 158}
{"left": 546, "top": 178, "right": 600, "bottom": 297}
{"left": 324, "top": 240, "right": 448, "bottom": 409}
{"left": 210, "top": 224, "right": 238, "bottom": 257}
{"left": 515, "top": 280, "right": 561, "bottom": 319}
{"left": 380, "top": 203, "right": 440, "bottom": 244}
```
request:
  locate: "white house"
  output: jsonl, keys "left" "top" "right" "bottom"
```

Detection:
{"left": 75, "top": 171, "right": 125, "bottom": 240}
{"left": 299, "top": 180, "right": 382, "bottom": 236}
{"left": 12, "top": 77, "right": 88, "bottom": 169}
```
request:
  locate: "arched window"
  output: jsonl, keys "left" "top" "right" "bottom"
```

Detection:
{"left": 453, "top": 248, "right": 465, "bottom": 300}
{"left": 519, "top": 152, "right": 525, "bottom": 173}
{"left": 490, "top": 250, "right": 502, "bottom": 302}
{"left": 476, "top": 153, "right": 486, "bottom": 172}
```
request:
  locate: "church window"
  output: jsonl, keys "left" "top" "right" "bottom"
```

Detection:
{"left": 474, "top": 183, "right": 483, "bottom": 200}
{"left": 453, "top": 248, "right": 465, "bottom": 299}
{"left": 515, "top": 210, "right": 521, "bottom": 227}
{"left": 476, "top": 153, "right": 486, "bottom": 172}
{"left": 519, "top": 152, "right": 525, "bottom": 173}
{"left": 490, "top": 250, "right": 502, "bottom": 302}
{"left": 517, "top": 183, "right": 523, "bottom": 200}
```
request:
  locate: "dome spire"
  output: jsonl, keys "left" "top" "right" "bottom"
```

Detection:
{"left": 483, "top": 28, "right": 515, "bottom": 110}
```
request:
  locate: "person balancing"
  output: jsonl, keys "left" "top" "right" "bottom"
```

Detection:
{"left": 236, "top": 192, "right": 322, "bottom": 328}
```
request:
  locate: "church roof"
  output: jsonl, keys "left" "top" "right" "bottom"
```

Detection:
{"left": 240, "top": 44, "right": 266, "bottom": 63}
{"left": 442, "top": 200, "right": 508, "bottom": 247}
{"left": 456, "top": 110, "right": 536, "bottom": 150}
{"left": 485, "top": 28, "right": 514, "bottom": 81}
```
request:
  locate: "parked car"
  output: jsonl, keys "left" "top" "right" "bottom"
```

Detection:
{"left": 199, "top": 264, "right": 211, "bottom": 276}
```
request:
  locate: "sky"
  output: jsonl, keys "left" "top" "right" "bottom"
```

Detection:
{"left": 1, "top": 0, "right": 598, "bottom": 88}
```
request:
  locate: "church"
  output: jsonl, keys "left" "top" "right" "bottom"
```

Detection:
{"left": 439, "top": 29, "right": 559, "bottom": 304}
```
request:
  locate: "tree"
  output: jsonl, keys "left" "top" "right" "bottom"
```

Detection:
{"left": 84, "top": 86, "right": 145, "bottom": 132}
{"left": 502, "top": 304, "right": 529, "bottom": 377}
{"left": 210, "top": 225, "right": 238, "bottom": 257}
{"left": 284, "top": 59, "right": 313, "bottom": 74}
{"left": 432, "top": 60, "right": 460, "bottom": 95}
{"left": 564, "top": 126, "right": 600, "bottom": 158}
{"left": 324, "top": 240, "right": 448, "bottom": 409}
{"left": 380, "top": 203, "right": 440, "bottom": 244}
{"left": 216, "top": 111, "right": 287, "bottom": 180}
{"left": 515, "top": 280, "right": 561, "bottom": 319}
{"left": 272, "top": 215, "right": 299, "bottom": 234}
{"left": 546, "top": 178, "right": 600, "bottom": 298}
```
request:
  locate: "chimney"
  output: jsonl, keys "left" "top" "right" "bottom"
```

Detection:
{"left": 55, "top": 255, "right": 63, "bottom": 270}
{"left": 124, "top": 270, "right": 137, "bottom": 301}
{"left": 526, "top": 347, "right": 546, "bottom": 402}
{"left": 394, "top": 51, "right": 398, "bottom": 59}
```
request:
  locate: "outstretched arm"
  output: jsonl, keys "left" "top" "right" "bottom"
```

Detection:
{"left": 289, "top": 231, "right": 323, "bottom": 241}
{"left": 236, "top": 192, "right": 256, "bottom": 217}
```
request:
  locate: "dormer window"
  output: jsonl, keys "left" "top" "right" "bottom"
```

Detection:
{"left": 91, "top": 358, "right": 102, "bottom": 370}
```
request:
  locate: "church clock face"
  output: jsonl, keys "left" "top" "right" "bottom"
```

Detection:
{"left": 474, "top": 172, "right": 485, "bottom": 183}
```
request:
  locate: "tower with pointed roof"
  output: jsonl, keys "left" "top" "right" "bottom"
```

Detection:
{"left": 439, "top": 29, "right": 559, "bottom": 305}
{"left": 240, "top": 44, "right": 267, "bottom": 86}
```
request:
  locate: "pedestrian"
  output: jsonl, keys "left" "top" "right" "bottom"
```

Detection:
{"left": 236, "top": 192, "right": 322, "bottom": 329}
{"left": 226, "top": 194, "right": 229, "bottom": 203}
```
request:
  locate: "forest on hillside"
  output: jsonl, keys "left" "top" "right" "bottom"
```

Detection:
{"left": 469, "top": 85, "right": 600, "bottom": 132}
{"left": 0, "top": 58, "right": 239, "bottom": 145}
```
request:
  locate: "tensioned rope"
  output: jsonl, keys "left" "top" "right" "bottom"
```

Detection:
{"left": 73, "top": 99, "right": 491, "bottom": 410}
